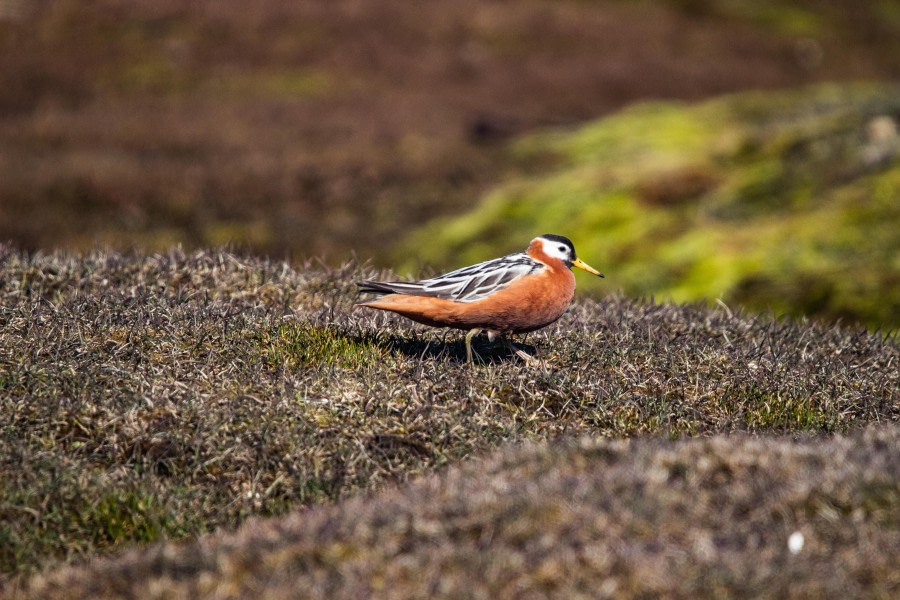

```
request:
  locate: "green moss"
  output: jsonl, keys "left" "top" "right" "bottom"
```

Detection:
{"left": 513, "top": 101, "right": 724, "bottom": 178}
{"left": 742, "top": 393, "right": 836, "bottom": 432}
{"left": 0, "top": 471, "right": 191, "bottom": 577}
{"left": 259, "top": 322, "right": 386, "bottom": 370}
{"left": 80, "top": 491, "right": 177, "bottom": 548}
{"left": 400, "top": 84, "right": 900, "bottom": 329}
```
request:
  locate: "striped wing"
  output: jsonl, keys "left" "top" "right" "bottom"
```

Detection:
{"left": 357, "top": 253, "right": 543, "bottom": 303}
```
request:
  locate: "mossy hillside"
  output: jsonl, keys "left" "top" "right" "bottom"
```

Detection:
{"left": 400, "top": 84, "right": 900, "bottom": 329}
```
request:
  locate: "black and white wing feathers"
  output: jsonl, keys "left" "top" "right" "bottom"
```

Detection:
{"left": 357, "top": 252, "right": 543, "bottom": 303}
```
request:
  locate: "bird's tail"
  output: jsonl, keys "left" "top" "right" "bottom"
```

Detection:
{"left": 356, "top": 280, "right": 399, "bottom": 295}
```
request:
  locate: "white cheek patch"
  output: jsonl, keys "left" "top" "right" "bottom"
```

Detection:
{"left": 536, "top": 238, "right": 573, "bottom": 262}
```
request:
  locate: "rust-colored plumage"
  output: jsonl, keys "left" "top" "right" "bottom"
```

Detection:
{"left": 357, "top": 234, "right": 603, "bottom": 363}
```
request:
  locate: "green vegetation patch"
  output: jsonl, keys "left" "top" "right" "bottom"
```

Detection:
{"left": 0, "top": 453, "right": 196, "bottom": 577}
{"left": 259, "top": 321, "right": 387, "bottom": 369}
{"left": 401, "top": 84, "right": 900, "bottom": 329}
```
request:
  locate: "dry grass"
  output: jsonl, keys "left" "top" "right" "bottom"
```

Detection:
{"left": 19, "top": 427, "right": 900, "bottom": 599}
{"left": 1, "top": 245, "right": 897, "bottom": 595}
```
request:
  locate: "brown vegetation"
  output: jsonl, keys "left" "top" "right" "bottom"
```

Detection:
{"left": 2, "top": 0, "right": 899, "bottom": 260}
{"left": 21, "top": 427, "right": 900, "bottom": 599}
{"left": 1, "top": 246, "right": 897, "bottom": 594}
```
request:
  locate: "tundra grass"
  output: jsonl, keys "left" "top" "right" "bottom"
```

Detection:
{"left": 23, "top": 426, "right": 900, "bottom": 599}
{"left": 1, "top": 246, "right": 897, "bottom": 588}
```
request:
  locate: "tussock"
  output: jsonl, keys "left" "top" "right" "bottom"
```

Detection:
{"left": 22, "top": 427, "right": 900, "bottom": 599}
{"left": 1, "top": 245, "right": 897, "bottom": 591}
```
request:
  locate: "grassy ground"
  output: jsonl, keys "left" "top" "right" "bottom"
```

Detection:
{"left": 1, "top": 246, "right": 897, "bottom": 595}
{"left": 21, "top": 427, "right": 900, "bottom": 599}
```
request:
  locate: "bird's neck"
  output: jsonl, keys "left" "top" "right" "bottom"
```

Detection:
{"left": 527, "top": 241, "right": 569, "bottom": 272}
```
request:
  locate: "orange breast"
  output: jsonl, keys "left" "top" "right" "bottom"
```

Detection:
{"left": 358, "top": 266, "right": 576, "bottom": 334}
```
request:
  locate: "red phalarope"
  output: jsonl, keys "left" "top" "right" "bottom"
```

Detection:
{"left": 356, "top": 234, "right": 603, "bottom": 363}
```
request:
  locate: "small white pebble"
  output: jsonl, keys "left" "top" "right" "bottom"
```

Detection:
{"left": 788, "top": 531, "right": 804, "bottom": 555}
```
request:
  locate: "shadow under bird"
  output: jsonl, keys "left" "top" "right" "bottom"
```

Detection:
{"left": 356, "top": 234, "right": 604, "bottom": 363}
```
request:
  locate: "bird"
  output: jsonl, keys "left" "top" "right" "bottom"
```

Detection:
{"left": 356, "top": 234, "right": 603, "bottom": 363}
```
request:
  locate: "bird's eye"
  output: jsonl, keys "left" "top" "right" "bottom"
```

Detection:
{"left": 558, "top": 245, "right": 567, "bottom": 253}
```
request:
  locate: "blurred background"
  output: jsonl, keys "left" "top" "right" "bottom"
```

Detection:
{"left": 1, "top": 0, "right": 898, "bottom": 327}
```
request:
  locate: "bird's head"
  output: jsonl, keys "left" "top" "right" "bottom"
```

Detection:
{"left": 532, "top": 234, "right": 604, "bottom": 277}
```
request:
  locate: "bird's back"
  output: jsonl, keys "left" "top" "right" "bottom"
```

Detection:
{"left": 357, "top": 253, "right": 542, "bottom": 303}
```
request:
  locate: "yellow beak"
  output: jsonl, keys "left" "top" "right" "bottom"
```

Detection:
{"left": 572, "top": 257, "right": 604, "bottom": 278}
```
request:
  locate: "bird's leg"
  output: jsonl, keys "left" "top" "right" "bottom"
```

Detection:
{"left": 465, "top": 328, "right": 482, "bottom": 364}
{"left": 502, "top": 336, "right": 539, "bottom": 364}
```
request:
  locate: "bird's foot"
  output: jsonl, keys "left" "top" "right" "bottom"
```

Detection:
{"left": 502, "top": 337, "right": 545, "bottom": 366}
